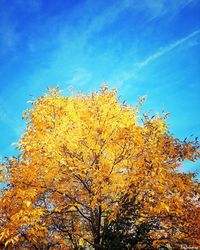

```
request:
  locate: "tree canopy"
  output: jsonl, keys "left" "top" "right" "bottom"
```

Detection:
{"left": 0, "top": 86, "right": 199, "bottom": 249}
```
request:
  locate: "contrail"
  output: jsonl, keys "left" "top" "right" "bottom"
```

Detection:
{"left": 135, "top": 29, "right": 200, "bottom": 68}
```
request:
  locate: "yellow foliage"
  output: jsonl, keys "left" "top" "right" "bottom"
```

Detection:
{"left": 0, "top": 85, "right": 199, "bottom": 249}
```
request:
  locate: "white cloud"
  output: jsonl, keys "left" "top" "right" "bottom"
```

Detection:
{"left": 0, "top": 97, "right": 23, "bottom": 136}
{"left": 67, "top": 68, "right": 91, "bottom": 87}
{"left": 134, "top": 0, "right": 198, "bottom": 19}
{"left": 0, "top": 98, "right": 12, "bottom": 124}
{"left": 85, "top": 0, "right": 132, "bottom": 36}
{"left": 0, "top": 0, "right": 41, "bottom": 51}
{"left": 135, "top": 29, "right": 200, "bottom": 68}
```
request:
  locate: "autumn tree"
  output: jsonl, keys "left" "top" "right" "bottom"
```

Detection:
{"left": 0, "top": 86, "right": 199, "bottom": 249}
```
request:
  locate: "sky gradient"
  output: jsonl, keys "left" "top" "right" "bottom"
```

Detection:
{"left": 0, "top": 0, "right": 200, "bottom": 173}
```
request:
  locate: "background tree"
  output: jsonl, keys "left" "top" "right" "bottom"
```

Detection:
{"left": 0, "top": 86, "right": 199, "bottom": 249}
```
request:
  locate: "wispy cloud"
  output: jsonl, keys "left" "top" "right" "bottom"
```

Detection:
{"left": 0, "top": 0, "right": 41, "bottom": 51}
{"left": 0, "top": 97, "right": 12, "bottom": 124}
{"left": 135, "top": 0, "right": 198, "bottom": 19}
{"left": 56, "top": 0, "right": 133, "bottom": 49}
{"left": 0, "top": 14, "right": 19, "bottom": 50}
{"left": 85, "top": 0, "right": 131, "bottom": 36}
{"left": 67, "top": 68, "right": 91, "bottom": 87}
{"left": 0, "top": 97, "right": 23, "bottom": 137}
{"left": 135, "top": 29, "right": 200, "bottom": 68}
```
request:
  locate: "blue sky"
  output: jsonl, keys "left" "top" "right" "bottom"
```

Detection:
{"left": 0, "top": 0, "right": 200, "bottom": 173}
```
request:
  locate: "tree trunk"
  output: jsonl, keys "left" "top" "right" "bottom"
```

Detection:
{"left": 93, "top": 206, "right": 103, "bottom": 250}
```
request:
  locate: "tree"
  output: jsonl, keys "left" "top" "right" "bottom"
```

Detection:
{"left": 0, "top": 86, "right": 199, "bottom": 249}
